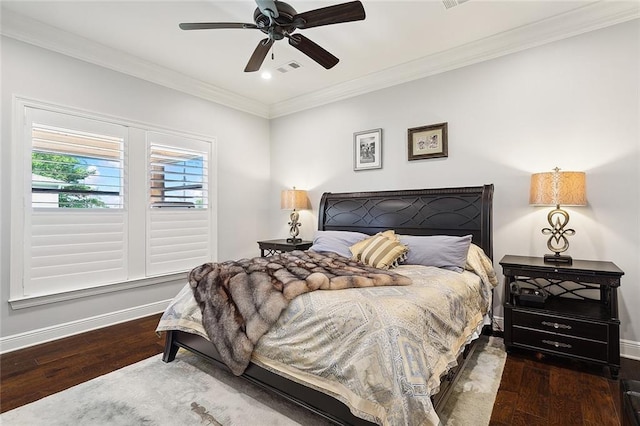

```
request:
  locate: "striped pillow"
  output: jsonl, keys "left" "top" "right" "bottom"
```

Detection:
{"left": 350, "top": 233, "right": 408, "bottom": 270}
{"left": 349, "top": 230, "right": 398, "bottom": 256}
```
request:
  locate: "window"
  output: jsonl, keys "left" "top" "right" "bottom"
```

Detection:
{"left": 146, "top": 132, "right": 212, "bottom": 276}
{"left": 10, "top": 100, "right": 215, "bottom": 306}
{"left": 23, "top": 107, "right": 129, "bottom": 296}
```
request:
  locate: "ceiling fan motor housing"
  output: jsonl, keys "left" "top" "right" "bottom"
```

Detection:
{"left": 254, "top": 2, "right": 297, "bottom": 33}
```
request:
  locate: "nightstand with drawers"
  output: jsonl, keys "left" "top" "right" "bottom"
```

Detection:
{"left": 500, "top": 255, "right": 624, "bottom": 378}
{"left": 257, "top": 239, "right": 313, "bottom": 257}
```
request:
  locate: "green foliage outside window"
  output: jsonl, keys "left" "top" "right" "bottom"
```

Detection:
{"left": 32, "top": 152, "right": 106, "bottom": 208}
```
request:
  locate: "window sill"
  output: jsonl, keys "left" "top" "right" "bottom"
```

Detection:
{"left": 8, "top": 272, "right": 188, "bottom": 310}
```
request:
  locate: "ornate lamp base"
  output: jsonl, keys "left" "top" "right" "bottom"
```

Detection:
{"left": 542, "top": 204, "right": 575, "bottom": 265}
{"left": 286, "top": 210, "right": 301, "bottom": 243}
{"left": 544, "top": 253, "right": 573, "bottom": 264}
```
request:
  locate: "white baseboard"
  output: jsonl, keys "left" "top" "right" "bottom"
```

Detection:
{"left": 492, "top": 315, "right": 640, "bottom": 360}
{"left": 0, "top": 299, "right": 172, "bottom": 354}
{"left": 621, "top": 339, "right": 640, "bottom": 361}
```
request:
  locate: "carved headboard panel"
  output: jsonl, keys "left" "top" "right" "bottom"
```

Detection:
{"left": 317, "top": 184, "right": 494, "bottom": 259}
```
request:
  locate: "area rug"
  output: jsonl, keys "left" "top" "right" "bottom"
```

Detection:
{"left": 1, "top": 336, "right": 505, "bottom": 426}
{"left": 438, "top": 335, "right": 506, "bottom": 425}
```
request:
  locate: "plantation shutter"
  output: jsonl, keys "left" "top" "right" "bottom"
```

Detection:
{"left": 29, "top": 212, "right": 127, "bottom": 294}
{"left": 146, "top": 132, "right": 211, "bottom": 276}
{"left": 25, "top": 107, "right": 127, "bottom": 296}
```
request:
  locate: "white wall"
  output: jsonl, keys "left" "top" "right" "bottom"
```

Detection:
{"left": 269, "top": 21, "right": 640, "bottom": 353}
{"left": 0, "top": 37, "right": 271, "bottom": 343}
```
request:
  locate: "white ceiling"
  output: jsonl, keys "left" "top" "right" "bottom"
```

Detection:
{"left": 1, "top": 1, "right": 638, "bottom": 117}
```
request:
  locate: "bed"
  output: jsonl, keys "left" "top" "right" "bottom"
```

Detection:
{"left": 157, "top": 184, "right": 495, "bottom": 425}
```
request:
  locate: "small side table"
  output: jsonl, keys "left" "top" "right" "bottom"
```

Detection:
{"left": 500, "top": 255, "right": 624, "bottom": 378}
{"left": 257, "top": 239, "right": 313, "bottom": 257}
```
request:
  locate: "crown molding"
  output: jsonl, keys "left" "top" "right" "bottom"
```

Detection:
{"left": 0, "top": 8, "right": 270, "bottom": 119}
{"left": 269, "top": 1, "right": 640, "bottom": 118}
{"left": 2, "top": 3, "right": 638, "bottom": 120}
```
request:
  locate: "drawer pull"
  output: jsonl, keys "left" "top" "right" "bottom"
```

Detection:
{"left": 541, "top": 321, "right": 572, "bottom": 330}
{"left": 542, "top": 339, "right": 572, "bottom": 349}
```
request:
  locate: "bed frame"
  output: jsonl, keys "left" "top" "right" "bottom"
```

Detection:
{"left": 163, "top": 184, "right": 494, "bottom": 425}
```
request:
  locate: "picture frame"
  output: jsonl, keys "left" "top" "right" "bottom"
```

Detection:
{"left": 354, "top": 128, "right": 382, "bottom": 171}
{"left": 408, "top": 122, "right": 448, "bottom": 161}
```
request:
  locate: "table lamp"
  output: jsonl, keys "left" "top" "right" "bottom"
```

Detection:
{"left": 529, "top": 167, "right": 586, "bottom": 264}
{"left": 281, "top": 187, "right": 308, "bottom": 243}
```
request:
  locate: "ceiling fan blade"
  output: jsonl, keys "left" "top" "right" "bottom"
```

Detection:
{"left": 179, "top": 22, "right": 258, "bottom": 30}
{"left": 288, "top": 34, "right": 339, "bottom": 69}
{"left": 293, "top": 1, "right": 365, "bottom": 29}
{"left": 244, "top": 38, "right": 274, "bottom": 72}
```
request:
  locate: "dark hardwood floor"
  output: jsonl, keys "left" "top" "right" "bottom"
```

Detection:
{"left": 1, "top": 314, "right": 165, "bottom": 413}
{"left": 2, "top": 314, "right": 638, "bottom": 425}
{"left": 490, "top": 346, "right": 640, "bottom": 426}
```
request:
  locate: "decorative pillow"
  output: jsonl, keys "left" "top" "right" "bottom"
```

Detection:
{"left": 349, "top": 229, "right": 398, "bottom": 256}
{"left": 350, "top": 232, "right": 408, "bottom": 270}
{"left": 398, "top": 234, "right": 473, "bottom": 272}
{"left": 309, "top": 230, "right": 369, "bottom": 258}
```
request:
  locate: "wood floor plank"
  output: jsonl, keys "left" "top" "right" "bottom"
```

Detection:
{"left": 511, "top": 409, "right": 550, "bottom": 426}
{"left": 548, "top": 396, "right": 583, "bottom": 425}
{"left": 31, "top": 334, "right": 92, "bottom": 366}
{"left": 496, "top": 356, "right": 524, "bottom": 393}
{"left": 621, "top": 357, "right": 640, "bottom": 380}
{"left": 489, "top": 389, "right": 518, "bottom": 425}
{"left": 609, "top": 379, "right": 622, "bottom": 423}
{"left": 580, "top": 373, "right": 619, "bottom": 426}
{"left": 515, "top": 366, "right": 550, "bottom": 418}
{"left": 549, "top": 365, "right": 582, "bottom": 399}
{"left": 1, "top": 369, "right": 47, "bottom": 395}
{"left": 0, "top": 356, "right": 38, "bottom": 381}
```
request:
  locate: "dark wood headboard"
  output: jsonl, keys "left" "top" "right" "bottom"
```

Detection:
{"left": 318, "top": 184, "right": 494, "bottom": 260}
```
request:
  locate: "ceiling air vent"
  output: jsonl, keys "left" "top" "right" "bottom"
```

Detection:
{"left": 443, "top": 0, "right": 470, "bottom": 9}
{"left": 276, "top": 61, "right": 303, "bottom": 74}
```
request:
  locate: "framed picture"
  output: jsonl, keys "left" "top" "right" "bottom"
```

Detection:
{"left": 408, "top": 122, "right": 448, "bottom": 161}
{"left": 354, "top": 128, "right": 382, "bottom": 171}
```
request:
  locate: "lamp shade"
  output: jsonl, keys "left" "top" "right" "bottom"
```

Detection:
{"left": 529, "top": 169, "right": 587, "bottom": 206}
{"left": 281, "top": 189, "right": 308, "bottom": 210}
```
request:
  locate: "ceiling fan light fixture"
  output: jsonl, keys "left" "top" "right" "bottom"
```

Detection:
{"left": 261, "top": 71, "right": 272, "bottom": 79}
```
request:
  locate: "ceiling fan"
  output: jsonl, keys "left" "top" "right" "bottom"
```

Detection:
{"left": 179, "top": 0, "right": 366, "bottom": 72}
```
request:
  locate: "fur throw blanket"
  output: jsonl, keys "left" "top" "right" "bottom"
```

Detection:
{"left": 189, "top": 250, "right": 412, "bottom": 376}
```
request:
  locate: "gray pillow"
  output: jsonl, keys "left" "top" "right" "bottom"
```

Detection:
{"left": 399, "top": 234, "right": 473, "bottom": 272}
{"left": 309, "top": 230, "right": 369, "bottom": 258}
